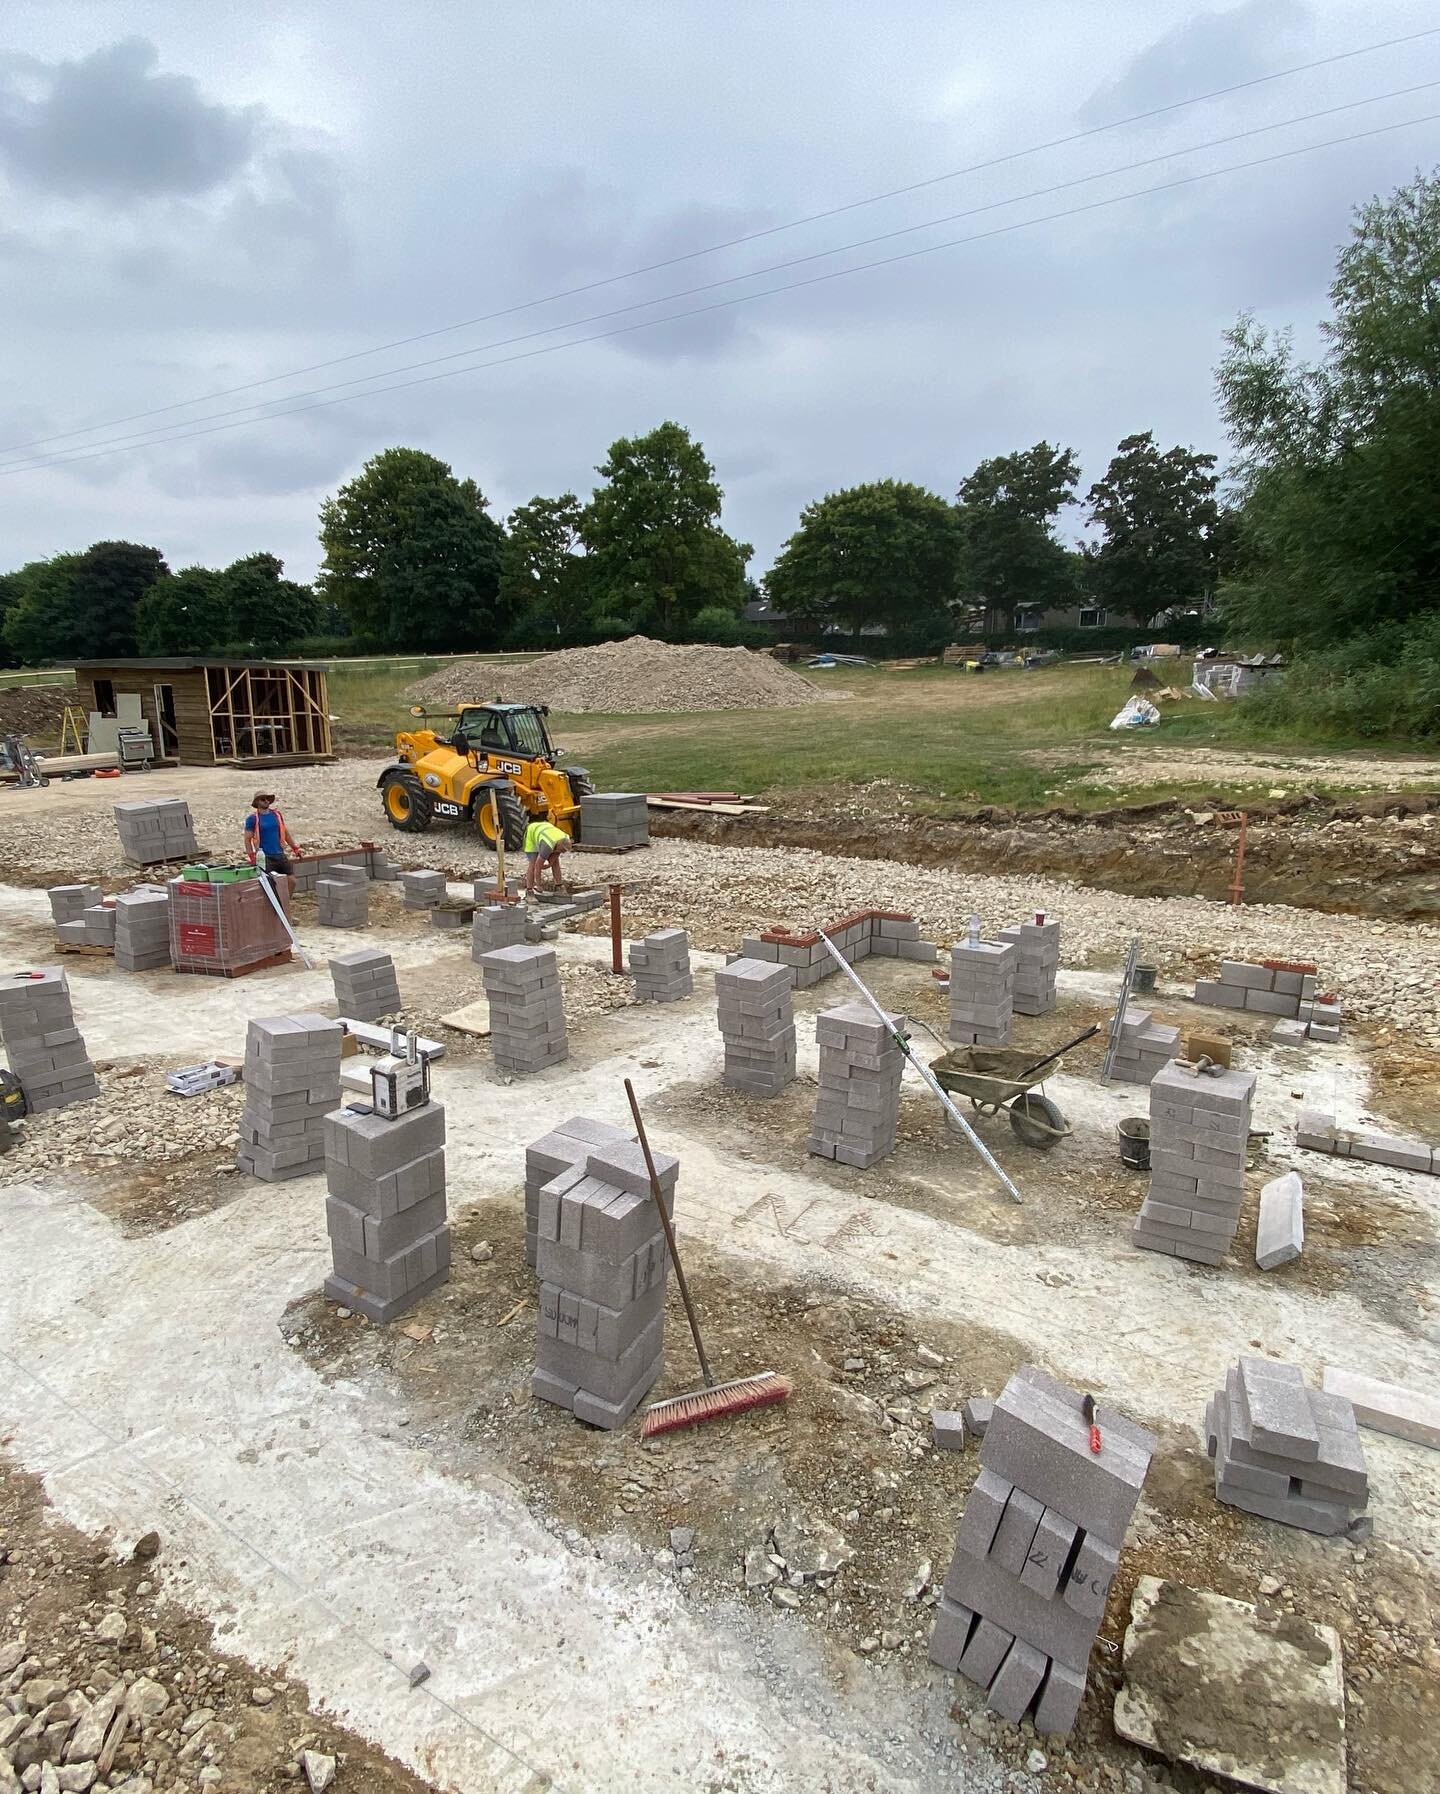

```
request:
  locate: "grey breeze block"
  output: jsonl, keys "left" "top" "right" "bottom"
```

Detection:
{"left": 323, "top": 1096, "right": 451, "bottom": 1323}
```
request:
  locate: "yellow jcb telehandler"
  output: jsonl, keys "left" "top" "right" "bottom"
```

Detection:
{"left": 376, "top": 702, "right": 594, "bottom": 849}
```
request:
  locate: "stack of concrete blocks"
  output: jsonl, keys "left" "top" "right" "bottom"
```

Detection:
{"left": 479, "top": 944, "right": 568, "bottom": 1074}
{"left": 1205, "top": 1355, "right": 1369, "bottom": 1536}
{"left": 236, "top": 1013, "right": 342, "bottom": 1181}
{"left": 471, "top": 873, "right": 524, "bottom": 903}
{"left": 579, "top": 792, "right": 650, "bottom": 851}
{"left": 930, "top": 1364, "right": 1156, "bottom": 1735}
{"left": 1296, "top": 1108, "right": 1438, "bottom": 1176}
{"left": 113, "top": 890, "right": 173, "bottom": 971}
{"left": 716, "top": 958, "right": 796, "bottom": 1098}
{"left": 1107, "top": 1006, "right": 1180, "bottom": 1085}
{"left": 1131, "top": 1060, "right": 1256, "bottom": 1265}
{"left": 113, "top": 798, "right": 200, "bottom": 866}
{"left": 999, "top": 917, "right": 1061, "bottom": 1017}
{"left": 316, "top": 862, "right": 370, "bottom": 929}
{"left": 808, "top": 1001, "right": 906, "bottom": 1168}
{"left": 1194, "top": 959, "right": 1343, "bottom": 1042}
{"left": 523, "top": 1114, "right": 636, "bottom": 1267}
{"left": 629, "top": 928, "right": 694, "bottom": 1003}
{"left": 949, "top": 938, "right": 1015, "bottom": 1047}
{"left": 50, "top": 884, "right": 118, "bottom": 951}
{"left": 0, "top": 968, "right": 100, "bottom": 1112}
{"left": 402, "top": 869, "right": 446, "bottom": 911}
{"left": 322, "top": 1098, "right": 450, "bottom": 1321}
{"left": 532, "top": 1135, "right": 675, "bottom": 1428}
{"left": 289, "top": 846, "right": 396, "bottom": 895}
{"left": 48, "top": 884, "right": 102, "bottom": 930}
{"left": 330, "top": 948, "right": 401, "bottom": 1023}
{"left": 471, "top": 902, "right": 528, "bottom": 960}
{"left": 739, "top": 910, "right": 937, "bottom": 988}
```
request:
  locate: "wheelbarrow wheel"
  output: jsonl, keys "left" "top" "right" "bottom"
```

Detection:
{"left": 1009, "top": 1091, "right": 1067, "bottom": 1151}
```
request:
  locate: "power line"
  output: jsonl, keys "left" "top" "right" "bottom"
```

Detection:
{"left": 5, "top": 82, "right": 1435, "bottom": 472}
{"left": 2, "top": 22, "right": 1437, "bottom": 458}
{"left": 6, "top": 111, "right": 1434, "bottom": 481}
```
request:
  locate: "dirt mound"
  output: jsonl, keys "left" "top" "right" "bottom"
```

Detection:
{"left": 0, "top": 682, "right": 80, "bottom": 745}
{"left": 408, "top": 636, "right": 824, "bottom": 714}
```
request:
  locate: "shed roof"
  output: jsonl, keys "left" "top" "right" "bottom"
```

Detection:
{"left": 75, "top": 656, "right": 327, "bottom": 673}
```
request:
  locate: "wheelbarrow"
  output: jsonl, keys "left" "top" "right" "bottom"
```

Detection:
{"left": 927, "top": 1024, "right": 1098, "bottom": 1151}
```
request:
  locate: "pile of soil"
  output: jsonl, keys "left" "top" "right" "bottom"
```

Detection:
{"left": 408, "top": 636, "right": 825, "bottom": 714}
{"left": 0, "top": 682, "right": 80, "bottom": 745}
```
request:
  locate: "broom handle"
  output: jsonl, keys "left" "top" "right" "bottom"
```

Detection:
{"left": 625, "top": 1078, "right": 715, "bottom": 1391}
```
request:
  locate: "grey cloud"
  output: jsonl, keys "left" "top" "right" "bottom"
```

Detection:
{"left": 0, "top": 37, "right": 261, "bottom": 198}
{"left": 1078, "top": 1, "right": 1314, "bottom": 125}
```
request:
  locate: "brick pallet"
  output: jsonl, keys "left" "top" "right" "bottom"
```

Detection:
{"left": 949, "top": 938, "right": 1015, "bottom": 1047}
{"left": 532, "top": 1135, "right": 675, "bottom": 1428}
{"left": 524, "top": 1115, "right": 636, "bottom": 1267}
{"left": 55, "top": 893, "right": 117, "bottom": 951}
{"left": 1107, "top": 1005, "right": 1179, "bottom": 1085}
{"left": 716, "top": 958, "right": 796, "bottom": 1098}
{"left": 479, "top": 944, "right": 568, "bottom": 1074}
{"left": 578, "top": 792, "right": 650, "bottom": 851}
{"left": 998, "top": 916, "right": 1060, "bottom": 1017}
{"left": 1132, "top": 1060, "right": 1256, "bottom": 1265}
{"left": 323, "top": 1098, "right": 450, "bottom": 1322}
{"left": 113, "top": 798, "right": 199, "bottom": 867}
{"left": 808, "top": 1001, "right": 906, "bottom": 1168}
{"left": 930, "top": 1364, "right": 1155, "bottom": 1735}
{"left": 330, "top": 948, "right": 401, "bottom": 1023}
{"left": 629, "top": 928, "right": 693, "bottom": 1003}
{"left": 235, "top": 1013, "right": 342, "bottom": 1181}
{"left": 1205, "top": 1355, "right": 1368, "bottom": 1536}
{"left": 167, "top": 875, "right": 293, "bottom": 976}
{"left": 0, "top": 967, "right": 100, "bottom": 1113}
{"left": 47, "top": 884, "right": 102, "bottom": 929}
{"left": 1194, "top": 958, "right": 1343, "bottom": 1041}
{"left": 740, "top": 909, "right": 937, "bottom": 987}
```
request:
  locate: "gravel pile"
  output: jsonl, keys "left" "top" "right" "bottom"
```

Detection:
{"left": 0, "top": 684, "right": 80, "bottom": 746}
{"left": 6, "top": 1065, "right": 245, "bottom": 1175}
{"left": 408, "top": 636, "right": 825, "bottom": 714}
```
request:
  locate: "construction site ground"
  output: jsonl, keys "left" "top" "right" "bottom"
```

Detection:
{"left": 1, "top": 758, "right": 1438, "bottom": 1794}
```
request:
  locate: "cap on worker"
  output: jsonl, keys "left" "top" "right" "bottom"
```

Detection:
{"left": 251, "top": 792, "right": 276, "bottom": 806}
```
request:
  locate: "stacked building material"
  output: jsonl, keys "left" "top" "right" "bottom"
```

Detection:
{"left": 236, "top": 1012, "right": 342, "bottom": 1181}
{"left": 949, "top": 938, "right": 1016, "bottom": 1047}
{"left": 999, "top": 916, "right": 1061, "bottom": 1017}
{"left": 930, "top": 1364, "right": 1156, "bottom": 1735}
{"left": 523, "top": 1114, "right": 636, "bottom": 1267}
{"left": 578, "top": 792, "right": 650, "bottom": 851}
{"left": 1108, "top": 1006, "right": 1180, "bottom": 1085}
{"left": 1193, "top": 958, "right": 1342, "bottom": 1041}
{"left": 0, "top": 967, "right": 100, "bottom": 1112}
{"left": 113, "top": 798, "right": 200, "bottom": 866}
{"left": 114, "top": 890, "right": 173, "bottom": 971}
{"left": 479, "top": 944, "right": 568, "bottom": 1074}
{"left": 428, "top": 901, "right": 474, "bottom": 932}
{"left": 316, "top": 876, "right": 369, "bottom": 928}
{"left": 289, "top": 846, "right": 391, "bottom": 894}
{"left": 402, "top": 869, "right": 446, "bottom": 910}
{"left": 1296, "top": 1108, "right": 1437, "bottom": 1175}
{"left": 323, "top": 1097, "right": 450, "bottom": 1322}
{"left": 471, "top": 902, "right": 528, "bottom": 960}
{"left": 471, "top": 873, "right": 524, "bottom": 903}
{"left": 740, "top": 910, "right": 937, "bottom": 987}
{"left": 167, "top": 872, "right": 292, "bottom": 976}
{"left": 48, "top": 885, "right": 102, "bottom": 930}
{"left": 716, "top": 958, "right": 796, "bottom": 1097}
{"left": 808, "top": 1001, "right": 906, "bottom": 1168}
{"left": 532, "top": 1136, "right": 674, "bottom": 1428}
{"left": 1205, "top": 1355, "right": 1368, "bottom": 1536}
{"left": 629, "top": 928, "right": 694, "bottom": 1003}
{"left": 330, "top": 948, "right": 401, "bottom": 1023}
{"left": 55, "top": 900, "right": 117, "bottom": 951}
{"left": 1131, "top": 1060, "right": 1256, "bottom": 1265}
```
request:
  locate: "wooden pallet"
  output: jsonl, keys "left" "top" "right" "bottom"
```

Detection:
{"left": 571, "top": 841, "right": 651, "bottom": 855}
{"left": 173, "top": 949, "right": 295, "bottom": 979}
{"left": 56, "top": 942, "right": 113, "bottom": 957}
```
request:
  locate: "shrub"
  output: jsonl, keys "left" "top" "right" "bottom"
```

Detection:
{"left": 1239, "top": 617, "right": 1440, "bottom": 741}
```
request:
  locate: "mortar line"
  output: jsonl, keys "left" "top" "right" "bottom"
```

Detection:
{"left": 0, "top": 1341, "right": 568, "bottom": 1794}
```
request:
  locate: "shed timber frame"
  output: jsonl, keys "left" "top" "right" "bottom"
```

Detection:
{"left": 74, "top": 658, "right": 334, "bottom": 768}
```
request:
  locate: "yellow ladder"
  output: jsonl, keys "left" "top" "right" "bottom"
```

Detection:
{"left": 59, "top": 706, "right": 88, "bottom": 754}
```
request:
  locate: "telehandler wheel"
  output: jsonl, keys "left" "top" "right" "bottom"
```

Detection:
{"left": 381, "top": 772, "right": 433, "bottom": 832}
{"left": 478, "top": 789, "right": 529, "bottom": 853}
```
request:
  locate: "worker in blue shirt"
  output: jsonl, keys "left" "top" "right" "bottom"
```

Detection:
{"left": 243, "top": 792, "right": 301, "bottom": 875}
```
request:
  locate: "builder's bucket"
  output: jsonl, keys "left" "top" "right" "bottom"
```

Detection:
{"left": 1133, "top": 963, "right": 1158, "bottom": 994}
{"left": 1118, "top": 1117, "right": 1150, "bottom": 1169}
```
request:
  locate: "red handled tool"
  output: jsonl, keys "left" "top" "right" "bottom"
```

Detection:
{"left": 1082, "top": 1393, "right": 1102, "bottom": 1454}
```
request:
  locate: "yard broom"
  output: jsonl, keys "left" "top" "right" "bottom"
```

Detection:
{"left": 625, "top": 1078, "right": 790, "bottom": 1437}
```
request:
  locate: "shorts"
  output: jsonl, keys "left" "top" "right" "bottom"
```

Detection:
{"left": 527, "top": 841, "right": 564, "bottom": 864}
{"left": 259, "top": 851, "right": 292, "bottom": 876}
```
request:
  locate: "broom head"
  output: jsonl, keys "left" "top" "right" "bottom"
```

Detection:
{"left": 641, "top": 1370, "right": 790, "bottom": 1438}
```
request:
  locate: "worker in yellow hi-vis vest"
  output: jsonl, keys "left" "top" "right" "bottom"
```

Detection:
{"left": 523, "top": 817, "right": 571, "bottom": 897}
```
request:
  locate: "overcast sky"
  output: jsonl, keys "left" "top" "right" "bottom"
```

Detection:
{"left": 2, "top": 0, "right": 1436, "bottom": 583}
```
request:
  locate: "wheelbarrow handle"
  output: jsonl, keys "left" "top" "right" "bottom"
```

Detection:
{"left": 1016, "top": 1024, "right": 1101, "bottom": 1084}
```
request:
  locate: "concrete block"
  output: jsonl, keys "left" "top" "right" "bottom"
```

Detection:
{"left": 1193, "top": 980, "right": 1249, "bottom": 1009}
{"left": 1256, "top": 1172, "right": 1304, "bottom": 1270}
{"left": 1018, "top": 1507, "right": 1079, "bottom": 1600}
{"left": 989, "top": 1488, "right": 1044, "bottom": 1576}
{"left": 1062, "top": 1534, "right": 1119, "bottom": 1620}
{"left": 963, "top": 1397, "right": 994, "bottom": 1438}
{"left": 958, "top": 1616, "right": 1014, "bottom": 1688}
{"left": 1233, "top": 1356, "right": 1320, "bottom": 1462}
{"left": 943, "top": 1548, "right": 1103, "bottom": 1674}
{"left": 1220, "top": 960, "right": 1273, "bottom": 989}
{"left": 927, "top": 1595, "right": 975, "bottom": 1673}
{"left": 953, "top": 1467, "right": 1012, "bottom": 1560}
{"left": 1033, "top": 1658, "right": 1086, "bottom": 1735}
{"left": 931, "top": 1410, "right": 965, "bottom": 1452}
{"left": 1320, "top": 1367, "right": 1440, "bottom": 1451}
{"left": 986, "top": 1637, "right": 1048, "bottom": 1723}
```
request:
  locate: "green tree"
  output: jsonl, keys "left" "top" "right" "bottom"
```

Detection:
{"left": 1083, "top": 432, "right": 1219, "bottom": 624}
{"left": 66, "top": 541, "right": 169, "bottom": 659}
{"left": 766, "top": 480, "right": 960, "bottom": 646}
{"left": 0, "top": 553, "right": 85, "bottom": 665}
{"left": 1216, "top": 170, "right": 1440, "bottom": 645}
{"left": 579, "top": 422, "right": 750, "bottom": 636}
{"left": 0, "top": 571, "right": 24, "bottom": 669}
{"left": 318, "top": 447, "right": 506, "bottom": 650}
{"left": 957, "top": 442, "right": 1080, "bottom": 626}
{"left": 136, "top": 566, "right": 230, "bottom": 655}
{"left": 498, "top": 493, "right": 590, "bottom": 644}
{"left": 220, "top": 552, "right": 317, "bottom": 656}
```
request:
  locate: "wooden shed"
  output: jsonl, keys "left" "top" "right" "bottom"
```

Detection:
{"left": 74, "top": 658, "right": 334, "bottom": 767}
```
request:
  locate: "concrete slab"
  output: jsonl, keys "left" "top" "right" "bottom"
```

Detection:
{"left": 1113, "top": 1576, "right": 1345, "bottom": 1794}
